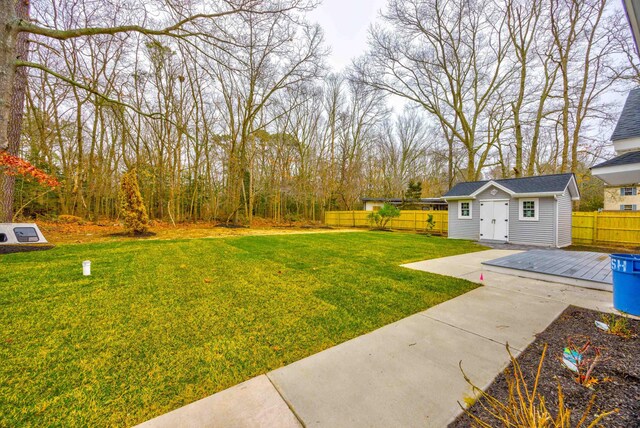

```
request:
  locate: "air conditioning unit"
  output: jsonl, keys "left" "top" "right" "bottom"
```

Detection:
{"left": 0, "top": 223, "right": 48, "bottom": 245}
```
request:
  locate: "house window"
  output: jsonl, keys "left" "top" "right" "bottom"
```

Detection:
{"left": 0, "top": 233, "right": 6, "bottom": 243}
{"left": 458, "top": 201, "right": 472, "bottom": 219}
{"left": 620, "top": 187, "right": 637, "bottom": 196}
{"left": 519, "top": 198, "right": 539, "bottom": 221}
{"left": 620, "top": 204, "right": 637, "bottom": 211}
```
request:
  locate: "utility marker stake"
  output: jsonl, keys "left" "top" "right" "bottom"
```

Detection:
{"left": 83, "top": 260, "right": 91, "bottom": 276}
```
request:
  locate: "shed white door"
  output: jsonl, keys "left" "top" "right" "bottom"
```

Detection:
{"left": 479, "top": 200, "right": 509, "bottom": 241}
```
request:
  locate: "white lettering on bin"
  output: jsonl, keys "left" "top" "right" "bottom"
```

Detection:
{"left": 612, "top": 259, "right": 627, "bottom": 272}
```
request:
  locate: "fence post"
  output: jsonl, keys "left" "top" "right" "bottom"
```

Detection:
{"left": 592, "top": 211, "right": 598, "bottom": 245}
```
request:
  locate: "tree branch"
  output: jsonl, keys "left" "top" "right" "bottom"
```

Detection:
{"left": 15, "top": 60, "right": 193, "bottom": 140}
{"left": 16, "top": 10, "right": 236, "bottom": 39}
{"left": 13, "top": 2, "right": 302, "bottom": 40}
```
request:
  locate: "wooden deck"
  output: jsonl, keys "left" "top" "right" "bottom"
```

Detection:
{"left": 482, "top": 250, "right": 612, "bottom": 285}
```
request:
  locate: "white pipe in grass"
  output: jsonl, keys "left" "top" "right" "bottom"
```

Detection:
{"left": 83, "top": 260, "right": 91, "bottom": 276}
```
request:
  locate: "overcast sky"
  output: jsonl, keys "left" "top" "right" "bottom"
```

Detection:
{"left": 308, "top": 0, "right": 388, "bottom": 72}
{"left": 307, "top": 0, "right": 628, "bottom": 144}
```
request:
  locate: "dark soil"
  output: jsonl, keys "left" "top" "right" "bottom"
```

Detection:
{"left": 450, "top": 306, "right": 640, "bottom": 428}
{"left": 0, "top": 244, "right": 55, "bottom": 254}
{"left": 215, "top": 223, "right": 248, "bottom": 229}
{"left": 107, "top": 231, "right": 157, "bottom": 238}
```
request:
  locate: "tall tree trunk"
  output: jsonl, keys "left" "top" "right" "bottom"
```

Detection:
{"left": 1, "top": 0, "right": 29, "bottom": 222}
{"left": 559, "top": 67, "right": 570, "bottom": 173}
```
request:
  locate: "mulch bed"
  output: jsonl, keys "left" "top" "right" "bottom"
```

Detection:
{"left": 450, "top": 306, "right": 640, "bottom": 427}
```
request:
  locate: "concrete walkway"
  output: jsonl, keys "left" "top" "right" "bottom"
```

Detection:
{"left": 137, "top": 249, "right": 614, "bottom": 428}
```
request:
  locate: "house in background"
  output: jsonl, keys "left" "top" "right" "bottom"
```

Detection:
{"left": 443, "top": 174, "right": 580, "bottom": 248}
{"left": 590, "top": 1, "right": 640, "bottom": 209}
{"left": 361, "top": 197, "right": 447, "bottom": 211}
{"left": 591, "top": 88, "right": 640, "bottom": 210}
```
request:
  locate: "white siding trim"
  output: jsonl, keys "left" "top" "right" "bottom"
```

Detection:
{"left": 470, "top": 181, "right": 515, "bottom": 197}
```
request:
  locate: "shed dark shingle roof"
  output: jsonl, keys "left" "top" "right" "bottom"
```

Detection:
{"left": 611, "top": 88, "right": 640, "bottom": 141}
{"left": 444, "top": 173, "right": 575, "bottom": 197}
{"left": 592, "top": 151, "right": 640, "bottom": 169}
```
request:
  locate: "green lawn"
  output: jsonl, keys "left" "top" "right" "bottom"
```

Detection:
{"left": 0, "top": 231, "right": 482, "bottom": 426}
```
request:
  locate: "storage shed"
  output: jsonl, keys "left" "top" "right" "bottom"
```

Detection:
{"left": 443, "top": 174, "right": 580, "bottom": 247}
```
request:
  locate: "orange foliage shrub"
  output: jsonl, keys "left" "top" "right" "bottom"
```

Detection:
{"left": 0, "top": 151, "right": 60, "bottom": 188}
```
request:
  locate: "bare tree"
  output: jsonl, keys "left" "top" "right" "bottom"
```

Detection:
{"left": 354, "top": 0, "right": 512, "bottom": 181}
{"left": 0, "top": 0, "right": 317, "bottom": 221}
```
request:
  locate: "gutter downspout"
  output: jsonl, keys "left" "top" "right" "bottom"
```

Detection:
{"left": 554, "top": 195, "right": 559, "bottom": 248}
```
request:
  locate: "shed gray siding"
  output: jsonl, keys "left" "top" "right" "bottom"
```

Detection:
{"left": 447, "top": 199, "right": 479, "bottom": 240}
{"left": 508, "top": 197, "right": 556, "bottom": 246}
{"left": 556, "top": 192, "right": 573, "bottom": 247}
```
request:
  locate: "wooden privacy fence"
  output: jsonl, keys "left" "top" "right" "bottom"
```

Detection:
{"left": 324, "top": 210, "right": 449, "bottom": 235}
{"left": 325, "top": 210, "right": 640, "bottom": 246}
{"left": 572, "top": 211, "right": 640, "bottom": 246}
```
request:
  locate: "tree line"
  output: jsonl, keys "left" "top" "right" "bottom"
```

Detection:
{"left": 2, "top": 0, "right": 639, "bottom": 224}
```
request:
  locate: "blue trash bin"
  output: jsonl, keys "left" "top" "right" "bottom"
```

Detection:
{"left": 610, "top": 254, "right": 640, "bottom": 316}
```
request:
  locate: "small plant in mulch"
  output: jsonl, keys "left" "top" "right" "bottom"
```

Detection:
{"left": 458, "top": 343, "right": 617, "bottom": 428}
{"left": 599, "top": 313, "right": 636, "bottom": 339}
{"left": 562, "top": 336, "right": 606, "bottom": 389}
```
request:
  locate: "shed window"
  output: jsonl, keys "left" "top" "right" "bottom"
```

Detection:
{"left": 13, "top": 227, "right": 39, "bottom": 243}
{"left": 519, "top": 198, "right": 539, "bottom": 221}
{"left": 620, "top": 187, "right": 637, "bottom": 196}
{"left": 458, "top": 201, "right": 472, "bottom": 219}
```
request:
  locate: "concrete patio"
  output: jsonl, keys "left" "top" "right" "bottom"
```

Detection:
{"left": 136, "top": 249, "right": 615, "bottom": 428}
